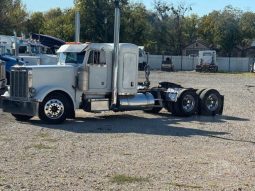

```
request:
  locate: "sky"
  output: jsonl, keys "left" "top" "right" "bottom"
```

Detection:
{"left": 22, "top": 0, "right": 255, "bottom": 16}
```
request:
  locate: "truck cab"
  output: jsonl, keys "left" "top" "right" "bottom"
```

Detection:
{"left": 2, "top": 43, "right": 146, "bottom": 123}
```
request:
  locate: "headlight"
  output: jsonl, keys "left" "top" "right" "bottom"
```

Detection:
{"left": 27, "top": 69, "right": 36, "bottom": 97}
{"left": 29, "top": 87, "right": 37, "bottom": 97}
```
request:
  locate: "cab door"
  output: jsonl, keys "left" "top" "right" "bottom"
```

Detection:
{"left": 87, "top": 50, "right": 108, "bottom": 91}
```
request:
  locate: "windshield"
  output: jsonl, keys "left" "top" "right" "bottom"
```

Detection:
{"left": 31, "top": 45, "right": 40, "bottom": 54}
{"left": 58, "top": 52, "right": 85, "bottom": 65}
{"left": 203, "top": 53, "right": 212, "bottom": 57}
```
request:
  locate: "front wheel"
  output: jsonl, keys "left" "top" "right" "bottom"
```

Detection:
{"left": 12, "top": 114, "right": 33, "bottom": 121}
{"left": 39, "top": 93, "right": 70, "bottom": 124}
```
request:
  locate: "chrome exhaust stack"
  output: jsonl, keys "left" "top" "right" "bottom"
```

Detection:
{"left": 13, "top": 31, "right": 19, "bottom": 58}
{"left": 111, "top": 0, "right": 120, "bottom": 109}
{"left": 75, "top": 11, "right": 80, "bottom": 43}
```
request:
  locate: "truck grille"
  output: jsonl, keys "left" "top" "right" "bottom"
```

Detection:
{"left": 10, "top": 68, "right": 29, "bottom": 99}
{"left": 0, "top": 62, "right": 5, "bottom": 80}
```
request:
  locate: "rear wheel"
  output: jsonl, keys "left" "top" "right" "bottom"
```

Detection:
{"left": 199, "top": 89, "right": 223, "bottom": 116}
{"left": 167, "top": 90, "right": 198, "bottom": 117}
{"left": 39, "top": 93, "right": 71, "bottom": 124}
{"left": 12, "top": 114, "right": 33, "bottom": 121}
{"left": 196, "top": 89, "right": 206, "bottom": 96}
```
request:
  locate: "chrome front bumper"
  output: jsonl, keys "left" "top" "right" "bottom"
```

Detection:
{"left": 2, "top": 98, "right": 38, "bottom": 116}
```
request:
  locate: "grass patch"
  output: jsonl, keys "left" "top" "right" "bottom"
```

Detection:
{"left": 0, "top": 137, "right": 13, "bottom": 142}
{"left": 169, "top": 182, "right": 202, "bottom": 189}
{"left": 36, "top": 132, "right": 50, "bottom": 138}
{"left": 42, "top": 138, "right": 58, "bottom": 143}
{"left": 111, "top": 174, "right": 149, "bottom": 184}
{"left": 0, "top": 176, "right": 6, "bottom": 182}
{"left": 122, "top": 153, "right": 132, "bottom": 156}
{"left": 26, "top": 143, "right": 54, "bottom": 150}
{"left": 35, "top": 132, "right": 58, "bottom": 143}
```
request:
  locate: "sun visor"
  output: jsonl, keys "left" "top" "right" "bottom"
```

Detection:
{"left": 57, "top": 44, "right": 88, "bottom": 53}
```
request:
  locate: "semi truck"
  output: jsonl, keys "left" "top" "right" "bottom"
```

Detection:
{"left": 0, "top": 60, "right": 6, "bottom": 95}
{"left": 196, "top": 50, "right": 218, "bottom": 72}
{"left": 0, "top": 34, "right": 59, "bottom": 86}
{"left": 1, "top": 1, "right": 224, "bottom": 124}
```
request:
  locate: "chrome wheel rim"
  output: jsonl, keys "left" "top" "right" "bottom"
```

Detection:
{"left": 206, "top": 94, "right": 219, "bottom": 111}
{"left": 182, "top": 94, "right": 195, "bottom": 112}
{"left": 44, "top": 99, "right": 64, "bottom": 119}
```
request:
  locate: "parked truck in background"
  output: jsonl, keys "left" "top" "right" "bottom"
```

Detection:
{"left": 161, "top": 56, "right": 174, "bottom": 72}
{"left": 1, "top": 1, "right": 224, "bottom": 124}
{"left": 0, "top": 60, "right": 6, "bottom": 95}
{"left": 196, "top": 50, "right": 218, "bottom": 72}
{"left": 0, "top": 39, "right": 58, "bottom": 84}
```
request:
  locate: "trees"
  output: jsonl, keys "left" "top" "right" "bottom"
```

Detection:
{"left": 74, "top": 0, "right": 112, "bottom": 42}
{"left": 43, "top": 8, "right": 75, "bottom": 41}
{"left": 0, "top": 0, "right": 27, "bottom": 35}
{"left": 0, "top": 1, "right": 254, "bottom": 56}
{"left": 121, "top": 3, "right": 150, "bottom": 45}
{"left": 239, "top": 11, "right": 255, "bottom": 51}
{"left": 198, "top": 6, "right": 242, "bottom": 56}
{"left": 26, "top": 12, "right": 45, "bottom": 34}
{"left": 183, "top": 14, "right": 199, "bottom": 45}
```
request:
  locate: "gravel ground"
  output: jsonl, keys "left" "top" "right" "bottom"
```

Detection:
{"left": 0, "top": 71, "right": 255, "bottom": 191}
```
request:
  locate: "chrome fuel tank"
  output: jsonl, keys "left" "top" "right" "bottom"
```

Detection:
{"left": 118, "top": 92, "right": 155, "bottom": 111}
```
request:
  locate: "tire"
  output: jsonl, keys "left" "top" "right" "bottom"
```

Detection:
{"left": 167, "top": 90, "right": 198, "bottom": 117}
{"left": 12, "top": 114, "right": 33, "bottom": 121}
{"left": 39, "top": 93, "right": 71, "bottom": 124}
{"left": 199, "top": 89, "right": 223, "bottom": 116}
{"left": 196, "top": 89, "right": 206, "bottom": 96}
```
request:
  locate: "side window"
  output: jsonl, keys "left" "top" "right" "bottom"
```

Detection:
{"left": 88, "top": 50, "right": 106, "bottom": 65}
{"left": 77, "top": 51, "right": 85, "bottom": 64}
{"left": 19, "top": 46, "right": 27, "bottom": 54}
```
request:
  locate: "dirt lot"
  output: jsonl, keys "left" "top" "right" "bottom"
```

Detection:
{"left": 0, "top": 71, "right": 255, "bottom": 191}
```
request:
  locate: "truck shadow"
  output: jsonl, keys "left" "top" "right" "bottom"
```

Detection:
{"left": 28, "top": 113, "right": 249, "bottom": 139}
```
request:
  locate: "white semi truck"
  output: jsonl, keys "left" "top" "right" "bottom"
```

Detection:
{"left": 196, "top": 50, "right": 218, "bottom": 72}
{"left": 1, "top": 1, "right": 224, "bottom": 124}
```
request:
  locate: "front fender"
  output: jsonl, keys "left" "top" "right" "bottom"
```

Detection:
{"left": 34, "top": 86, "right": 76, "bottom": 107}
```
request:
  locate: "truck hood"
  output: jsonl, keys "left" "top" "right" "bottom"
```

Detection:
{"left": 26, "top": 64, "right": 77, "bottom": 100}
{"left": 25, "top": 64, "right": 74, "bottom": 70}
